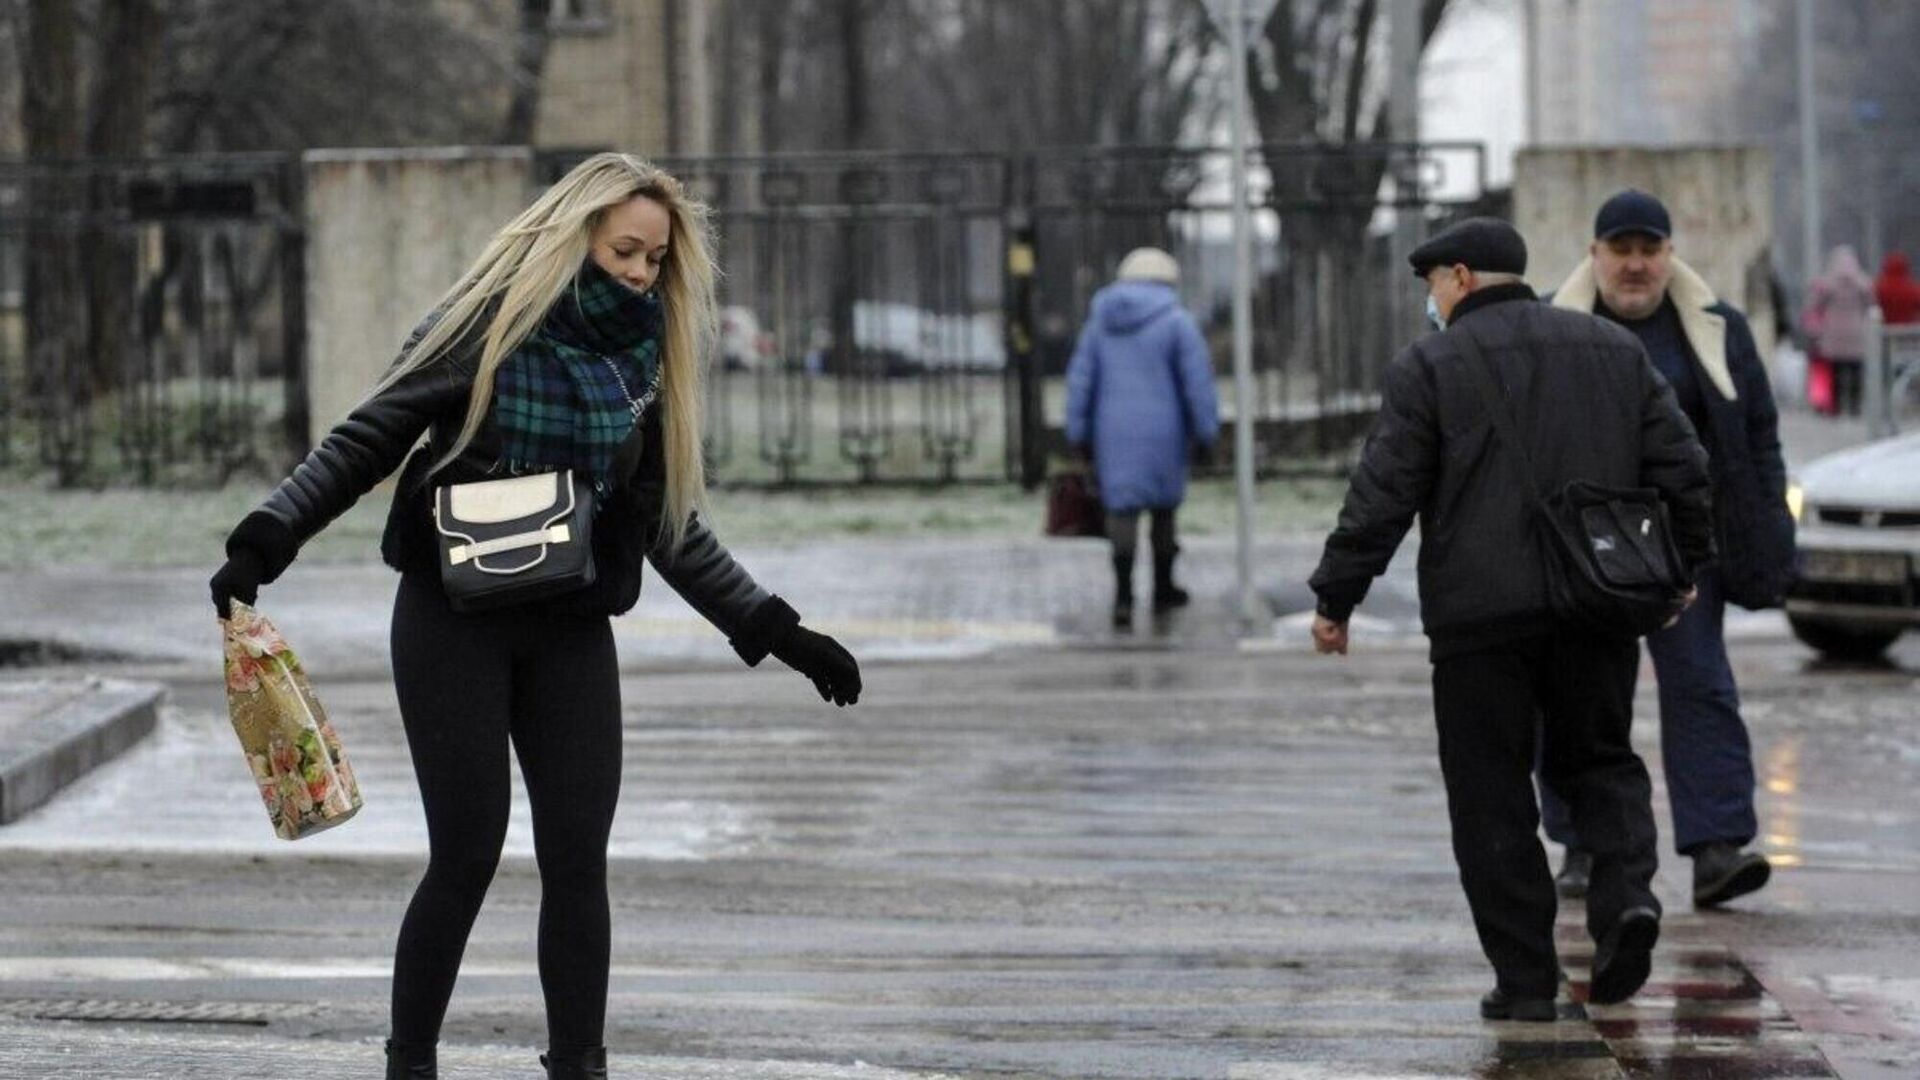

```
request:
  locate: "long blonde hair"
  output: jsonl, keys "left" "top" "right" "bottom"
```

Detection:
{"left": 375, "top": 152, "right": 717, "bottom": 546}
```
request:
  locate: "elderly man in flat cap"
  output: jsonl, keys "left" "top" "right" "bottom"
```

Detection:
{"left": 1307, "top": 216, "right": 1715, "bottom": 1019}
{"left": 1540, "top": 190, "right": 1794, "bottom": 911}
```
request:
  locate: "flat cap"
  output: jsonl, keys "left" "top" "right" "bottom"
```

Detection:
{"left": 1407, "top": 216, "right": 1528, "bottom": 278}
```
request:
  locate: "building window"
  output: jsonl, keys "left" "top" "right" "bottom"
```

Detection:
{"left": 550, "top": 0, "right": 611, "bottom": 33}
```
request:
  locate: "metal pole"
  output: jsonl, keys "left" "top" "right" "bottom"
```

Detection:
{"left": 1864, "top": 140, "right": 1881, "bottom": 273}
{"left": 1388, "top": 0, "right": 1422, "bottom": 337}
{"left": 1228, "top": 0, "right": 1260, "bottom": 627}
{"left": 1796, "top": 0, "right": 1821, "bottom": 288}
{"left": 1864, "top": 305, "right": 1889, "bottom": 439}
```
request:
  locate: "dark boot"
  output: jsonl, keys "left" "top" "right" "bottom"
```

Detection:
{"left": 1691, "top": 842, "right": 1771, "bottom": 908}
{"left": 1479, "top": 986, "right": 1557, "bottom": 1022}
{"left": 1555, "top": 848, "right": 1592, "bottom": 899}
{"left": 1112, "top": 551, "right": 1135, "bottom": 630}
{"left": 1150, "top": 545, "right": 1189, "bottom": 613}
{"left": 384, "top": 1038, "right": 437, "bottom": 1079}
{"left": 1589, "top": 905, "right": 1660, "bottom": 1005}
{"left": 541, "top": 1045, "right": 609, "bottom": 1079}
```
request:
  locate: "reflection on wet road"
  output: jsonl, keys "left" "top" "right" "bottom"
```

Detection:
{"left": 0, "top": 635, "right": 1914, "bottom": 1077}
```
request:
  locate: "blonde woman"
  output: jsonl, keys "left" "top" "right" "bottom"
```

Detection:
{"left": 209, "top": 154, "right": 862, "bottom": 1080}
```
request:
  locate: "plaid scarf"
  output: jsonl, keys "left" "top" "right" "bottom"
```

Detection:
{"left": 493, "top": 258, "right": 663, "bottom": 494}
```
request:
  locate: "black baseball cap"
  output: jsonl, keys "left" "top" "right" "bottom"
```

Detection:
{"left": 1594, "top": 189, "right": 1671, "bottom": 241}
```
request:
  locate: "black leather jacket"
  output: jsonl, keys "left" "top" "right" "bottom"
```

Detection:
{"left": 225, "top": 312, "right": 799, "bottom": 664}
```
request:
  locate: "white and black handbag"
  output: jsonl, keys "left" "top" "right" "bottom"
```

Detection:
{"left": 433, "top": 470, "right": 597, "bottom": 612}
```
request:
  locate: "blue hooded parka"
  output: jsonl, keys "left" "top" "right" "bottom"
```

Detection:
{"left": 1064, "top": 281, "right": 1221, "bottom": 513}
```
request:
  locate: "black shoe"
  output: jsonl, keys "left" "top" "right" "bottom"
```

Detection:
{"left": 385, "top": 1038, "right": 437, "bottom": 1079}
{"left": 1112, "top": 552, "right": 1136, "bottom": 630}
{"left": 1691, "top": 842, "right": 1772, "bottom": 908}
{"left": 1479, "top": 986, "right": 1558, "bottom": 1022}
{"left": 1589, "top": 905, "right": 1660, "bottom": 1005}
{"left": 1555, "top": 848, "right": 1592, "bottom": 899}
{"left": 541, "top": 1046, "right": 609, "bottom": 1079}
{"left": 1150, "top": 549, "right": 1190, "bottom": 613}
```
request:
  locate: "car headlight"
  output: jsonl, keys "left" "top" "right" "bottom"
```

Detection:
{"left": 1786, "top": 481, "right": 1805, "bottom": 523}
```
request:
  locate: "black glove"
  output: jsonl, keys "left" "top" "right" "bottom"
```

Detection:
{"left": 210, "top": 548, "right": 266, "bottom": 620}
{"left": 770, "top": 625, "right": 861, "bottom": 707}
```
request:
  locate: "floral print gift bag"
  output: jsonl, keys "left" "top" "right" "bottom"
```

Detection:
{"left": 221, "top": 601, "right": 362, "bottom": 840}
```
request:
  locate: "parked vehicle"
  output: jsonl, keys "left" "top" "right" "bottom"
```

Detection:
{"left": 849, "top": 301, "right": 1005, "bottom": 374}
{"left": 719, "top": 306, "right": 777, "bottom": 372}
{"left": 1785, "top": 432, "right": 1920, "bottom": 659}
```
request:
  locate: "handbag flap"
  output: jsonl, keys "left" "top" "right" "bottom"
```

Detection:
{"left": 443, "top": 472, "right": 567, "bottom": 525}
{"left": 1578, "top": 499, "right": 1672, "bottom": 587}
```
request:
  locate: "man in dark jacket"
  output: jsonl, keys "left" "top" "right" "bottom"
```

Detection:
{"left": 1543, "top": 190, "right": 1794, "bottom": 911}
{"left": 1308, "top": 217, "right": 1714, "bottom": 1019}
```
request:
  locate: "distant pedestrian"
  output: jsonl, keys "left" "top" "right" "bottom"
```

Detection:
{"left": 1309, "top": 217, "right": 1714, "bottom": 1019}
{"left": 1544, "top": 189, "right": 1794, "bottom": 911}
{"left": 1875, "top": 251, "right": 1920, "bottom": 326}
{"left": 1802, "top": 245, "right": 1877, "bottom": 415}
{"left": 208, "top": 153, "right": 861, "bottom": 1080}
{"left": 1065, "top": 247, "right": 1220, "bottom": 629}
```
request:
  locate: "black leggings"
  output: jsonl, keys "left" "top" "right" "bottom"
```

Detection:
{"left": 388, "top": 573, "right": 622, "bottom": 1055}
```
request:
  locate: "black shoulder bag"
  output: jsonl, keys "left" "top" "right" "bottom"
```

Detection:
{"left": 1451, "top": 327, "right": 1690, "bottom": 638}
{"left": 434, "top": 469, "right": 597, "bottom": 613}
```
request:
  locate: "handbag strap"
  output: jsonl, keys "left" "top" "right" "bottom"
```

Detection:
{"left": 1449, "top": 325, "right": 1545, "bottom": 507}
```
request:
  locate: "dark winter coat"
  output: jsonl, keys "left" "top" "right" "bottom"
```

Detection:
{"left": 1308, "top": 283, "right": 1715, "bottom": 659}
{"left": 224, "top": 310, "right": 798, "bottom": 664}
{"left": 1550, "top": 257, "right": 1797, "bottom": 610}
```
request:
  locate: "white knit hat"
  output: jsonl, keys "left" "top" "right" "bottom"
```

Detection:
{"left": 1115, "top": 246, "right": 1180, "bottom": 284}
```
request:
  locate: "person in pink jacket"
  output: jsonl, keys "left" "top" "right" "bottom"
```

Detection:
{"left": 1801, "top": 245, "right": 1876, "bottom": 416}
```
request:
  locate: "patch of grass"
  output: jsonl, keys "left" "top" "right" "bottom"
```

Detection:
{"left": 0, "top": 474, "right": 1347, "bottom": 570}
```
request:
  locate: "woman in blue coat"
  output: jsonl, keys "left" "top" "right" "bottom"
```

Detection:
{"left": 1065, "top": 247, "right": 1221, "bottom": 627}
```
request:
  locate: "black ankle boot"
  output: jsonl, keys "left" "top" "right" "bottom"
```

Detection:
{"left": 1151, "top": 546, "right": 1189, "bottom": 613}
{"left": 541, "top": 1046, "right": 610, "bottom": 1079}
{"left": 1112, "top": 552, "right": 1136, "bottom": 629}
{"left": 384, "top": 1038, "right": 437, "bottom": 1079}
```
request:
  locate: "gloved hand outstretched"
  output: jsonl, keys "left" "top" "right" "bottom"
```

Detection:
{"left": 210, "top": 548, "right": 266, "bottom": 620}
{"left": 771, "top": 625, "right": 861, "bottom": 706}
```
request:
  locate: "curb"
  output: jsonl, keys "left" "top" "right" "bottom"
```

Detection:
{"left": 0, "top": 678, "right": 165, "bottom": 825}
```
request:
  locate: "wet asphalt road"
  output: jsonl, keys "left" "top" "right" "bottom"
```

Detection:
{"left": 0, "top": 627, "right": 1916, "bottom": 1078}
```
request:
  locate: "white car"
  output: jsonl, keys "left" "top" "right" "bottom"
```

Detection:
{"left": 1786, "top": 432, "right": 1920, "bottom": 659}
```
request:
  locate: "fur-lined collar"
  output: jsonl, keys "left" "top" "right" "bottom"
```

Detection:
{"left": 1550, "top": 256, "right": 1736, "bottom": 401}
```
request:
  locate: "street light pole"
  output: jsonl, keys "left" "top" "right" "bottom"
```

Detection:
{"left": 1228, "top": 0, "right": 1260, "bottom": 628}
{"left": 1796, "top": 0, "right": 1821, "bottom": 288}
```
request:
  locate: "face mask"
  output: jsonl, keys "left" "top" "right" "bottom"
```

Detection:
{"left": 1425, "top": 293, "right": 1446, "bottom": 331}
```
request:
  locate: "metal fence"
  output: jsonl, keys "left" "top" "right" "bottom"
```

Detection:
{"left": 3, "top": 144, "right": 1490, "bottom": 488}
{"left": 0, "top": 155, "right": 304, "bottom": 487}
{"left": 1864, "top": 308, "right": 1920, "bottom": 437}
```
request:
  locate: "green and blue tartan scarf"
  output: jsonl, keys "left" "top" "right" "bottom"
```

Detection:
{"left": 493, "top": 258, "right": 663, "bottom": 495}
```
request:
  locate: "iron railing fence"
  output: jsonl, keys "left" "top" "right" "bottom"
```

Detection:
{"left": 3, "top": 144, "right": 1489, "bottom": 488}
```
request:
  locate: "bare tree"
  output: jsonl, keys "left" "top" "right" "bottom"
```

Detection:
{"left": 152, "top": 0, "right": 514, "bottom": 153}
{"left": 82, "top": 0, "right": 163, "bottom": 397}
{"left": 1737, "top": 0, "right": 1920, "bottom": 293}
{"left": 21, "top": 0, "right": 84, "bottom": 429}
{"left": 501, "top": 0, "right": 553, "bottom": 145}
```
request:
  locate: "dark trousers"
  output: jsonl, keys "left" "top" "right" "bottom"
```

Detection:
{"left": 1106, "top": 506, "right": 1177, "bottom": 565}
{"left": 388, "top": 574, "right": 623, "bottom": 1056}
{"left": 1540, "top": 568, "right": 1757, "bottom": 854}
{"left": 1107, "top": 507, "right": 1177, "bottom": 602}
{"left": 1433, "top": 631, "right": 1660, "bottom": 996}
